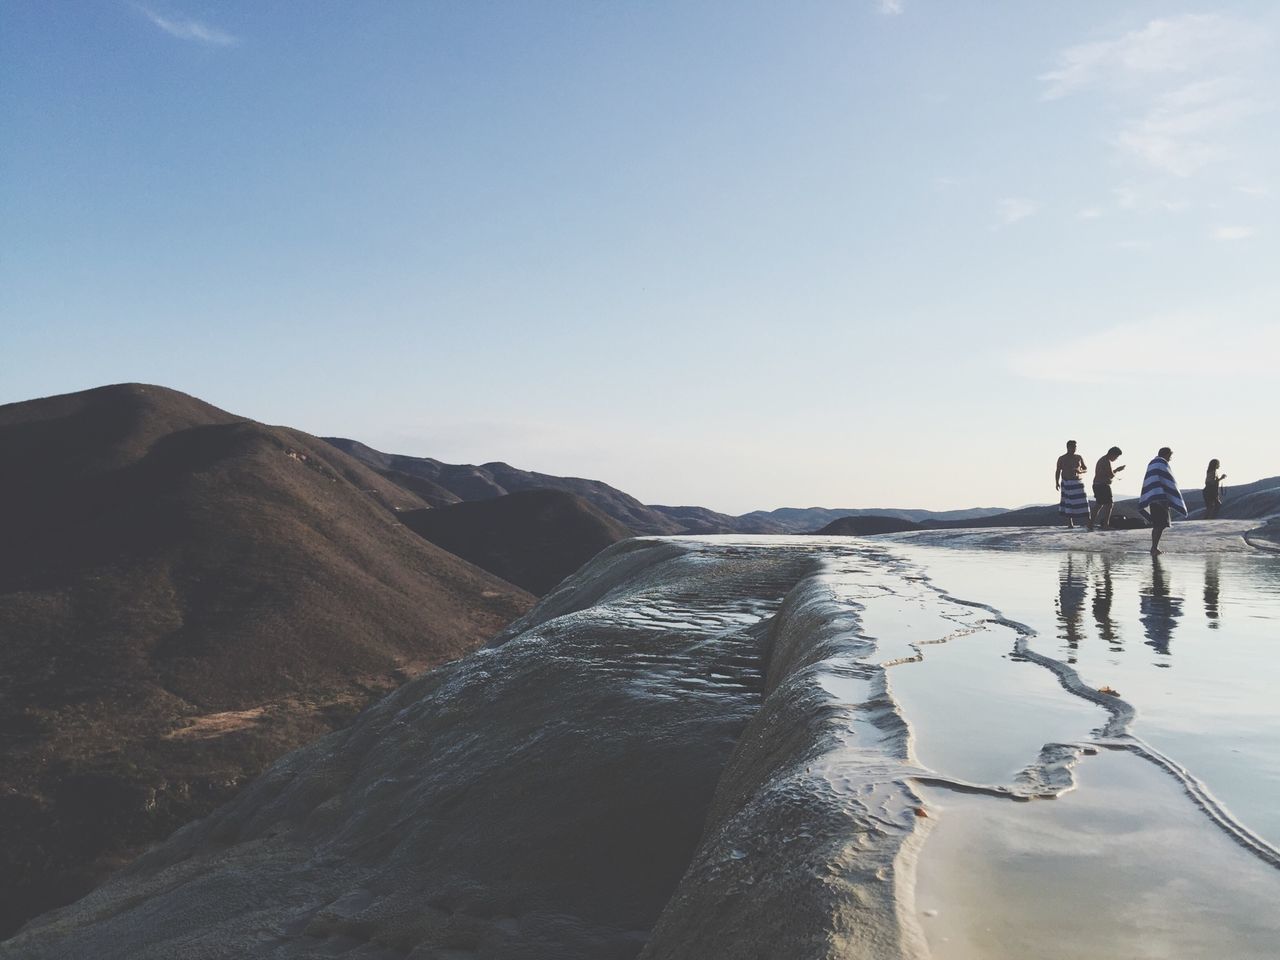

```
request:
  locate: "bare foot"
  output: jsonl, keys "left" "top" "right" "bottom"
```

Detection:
{"left": 1150, "top": 548, "right": 1162, "bottom": 556}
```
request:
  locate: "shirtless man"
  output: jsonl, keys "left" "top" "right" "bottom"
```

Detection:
{"left": 1090, "top": 446, "right": 1125, "bottom": 530}
{"left": 1055, "top": 440, "right": 1090, "bottom": 529}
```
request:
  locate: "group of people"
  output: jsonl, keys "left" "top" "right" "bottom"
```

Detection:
{"left": 1054, "top": 441, "right": 1227, "bottom": 555}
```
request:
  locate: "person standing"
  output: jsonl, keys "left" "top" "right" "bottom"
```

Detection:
{"left": 1139, "top": 447, "right": 1188, "bottom": 555}
{"left": 1055, "top": 440, "right": 1090, "bottom": 529}
{"left": 1203, "top": 459, "right": 1227, "bottom": 519}
{"left": 1091, "top": 446, "right": 1125, "bottom": 530}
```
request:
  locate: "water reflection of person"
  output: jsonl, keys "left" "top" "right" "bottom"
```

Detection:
{"left": 1204, "top": 556, "right": 1221, "bottom": 629}
{"left": 1057, "top": 553, "right": 1088, "bottom": 662}
{"left": 1140, "top": 557, "right": 1183, "bottom": 660}
{"left": 1092, "top": 553, "right": 1120, "bottom": 650}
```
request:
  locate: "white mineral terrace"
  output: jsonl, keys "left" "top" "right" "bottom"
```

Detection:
{"left": 9, "top": 525, "right": 1280, "bottom": 960}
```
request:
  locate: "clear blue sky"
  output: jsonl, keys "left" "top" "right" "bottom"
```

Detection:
{"left": 3, "top": 1, "right": 1277, "bottom": 512}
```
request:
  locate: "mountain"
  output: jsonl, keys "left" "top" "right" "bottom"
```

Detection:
{"left": 738, "top": 505, "right": 1009, "bottom": 532}
{"left": 325, "top": 438, "right": 686, "bottom": 535}
{"left": 401, "top": 490, "right": 633, "bottom": 595}
{"left": 647, "top": 504, "right": 789, "bottom": 534}
{"left": 0, "top": 384, "right": 533, "bottom": 937}
{"left": 325, "top": 440, "right": 1014, "bottom": 535}
{"left": 1211, "top": 483, "right": 1280, "bottom": 520}
{"left": 947, "top": 477, "right": 1280, "bottom": 531}
{"left": 924, "top": 504, "right": 1063, "bottom": 528}
{"left": 1163, "top": 475, "right": 1280, "bottom": 520}
{"left": 816, "top": 515, "right": 923, "bottom": 536}
{"left": 329, "top": 438, "right": 1280, "bottom": 534}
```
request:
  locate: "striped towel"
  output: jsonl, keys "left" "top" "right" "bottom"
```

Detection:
{"left": 1139, "top": 457, "right": 1188, "bottom": 517}
{"left": 1059, "top": 478, "right": 1090, "bottom": 516}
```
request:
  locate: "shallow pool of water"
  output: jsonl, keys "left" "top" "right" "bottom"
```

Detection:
{"left": 915, "top": 748, "right": 1280, "bottom": 960}
{"left": 891, "top": 545, "right": 1280, "bottom": 849}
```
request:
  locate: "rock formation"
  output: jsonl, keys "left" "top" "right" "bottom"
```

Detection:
{"left": 816, "top": 515, "right": 922, "bottom": 536}
{"left": 7, "top": 538, "right": 938, "bottom": 958}
{"left": 400, "top": 489, "right": 633, "bottom": 595}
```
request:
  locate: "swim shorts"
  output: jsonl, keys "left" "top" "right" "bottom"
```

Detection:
{"left": 1149, "top": 501, "right": 1170, "bottom": 529}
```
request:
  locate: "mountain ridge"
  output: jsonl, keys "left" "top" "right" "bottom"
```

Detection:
{"left": 0, "top": 383, "right": 533, "bottom": 936}
{"left": 324, "top": 439, "right": 1028, "bottom": 533}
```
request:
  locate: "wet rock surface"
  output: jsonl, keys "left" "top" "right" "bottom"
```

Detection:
{"left": 7, "top": 539, "right": 836, "bottom": 959}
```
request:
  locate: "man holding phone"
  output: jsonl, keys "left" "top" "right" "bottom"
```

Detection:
{"left": 1091, "top": 446, "right": 1125, "bottom": 530}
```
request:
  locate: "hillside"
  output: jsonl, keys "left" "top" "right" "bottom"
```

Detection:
{"left": 743, "top": 505, "right": 1009, "bottom": 532}
{"left": 326, "top": 438, "right": 686, "bottom": 535}
{"left": 1152, "top": 475, "right": 1280, "bottom": 520}
{"left": 939, "top": 476, "right": 1280, "bottom": 531}
{"left": 401, "top": 490, "right": 633, "bottom": 595}
{"left": 325, "top": 439, "right": 1021, "bottom": 534}
{"left": 1211, "top": 483, "right": 1280, "bottom": 520}
{"left": 0, "top": 384, "right": 533, "bottom": 936}
{"left": 816, "top": 515, "right": 923, "bottom": 536}
{"left": 647, "top": 504, "right": 789, "bottom": 534}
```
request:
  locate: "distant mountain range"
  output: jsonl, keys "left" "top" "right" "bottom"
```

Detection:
{"left": 324, "top": 437, "right": 691, "bottom": 534}
{"left": 912, "top": 476, "right": 1280, "bottom": 530}
{"left": 328, "top": 437, "right": 1280, "bottom": 534}
{"left": 324, "top": 438, "right": 1015, "bottom": 534}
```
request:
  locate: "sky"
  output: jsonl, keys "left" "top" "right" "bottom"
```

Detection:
{"left": 2, "top": 1, "right": 1278, "bottom": 513}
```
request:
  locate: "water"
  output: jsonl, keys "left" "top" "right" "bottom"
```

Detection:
{"left": 868, "top": 598, "right": 1102, "bottom": 787}
{"left": 893, "top": 545, "right": 1280, "bottom": 849}
{"left": 870, "top": 540, "right": 1280, "bottom": 959}
{"left": 915, "top": 749, "right": 1280, "bottom": 960}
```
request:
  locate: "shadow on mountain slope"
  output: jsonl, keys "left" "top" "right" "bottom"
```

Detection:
{"left": 401, "top": 489, "right": 633, "bottom": 595}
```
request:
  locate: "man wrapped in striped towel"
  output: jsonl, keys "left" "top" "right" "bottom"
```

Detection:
{"left": 1139, "top": 447, "right": 1187, "bottom": 554}
{"left": 1055, "top": 440, "right": 1091, "bottom": 528}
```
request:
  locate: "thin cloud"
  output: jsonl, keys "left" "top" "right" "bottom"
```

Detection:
{"left": 138, "top": 6, "right": 239, "bottom": 46}
{"left": 1039, "top": 15, "right": 1257, "bottom": 100}
{"left": 1115, "top": 77, "right": 1259, "bottom": 177}
{"left": 1212, "top": 225, "right": 1257, "bottom": 241}
{"left": 1112, "top": 185, "right": 1140, "bottom": 210}
{"left": 997, "top": 197, "right": 1039, "bottom": 226}
{"left": 877, "top": 0, "right": 904, "bottom": 15}
{"left": 1076, "top": 207, "right": 1104, "bottom": 220}
{"left": 1040, "top": 15, "right": 1268, "bottom": 182}
{"left": 1009, "top": 314, "right": 1280, "bottom": 383}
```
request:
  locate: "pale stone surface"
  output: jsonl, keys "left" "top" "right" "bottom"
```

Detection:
{"left": 880, "top": 519, "right": 1271, "bottom": 553}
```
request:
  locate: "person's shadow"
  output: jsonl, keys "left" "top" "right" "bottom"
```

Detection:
{"left": 1140, "top": 557, "right": 1183, "bottom": 662}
